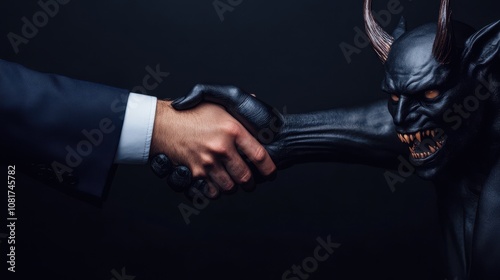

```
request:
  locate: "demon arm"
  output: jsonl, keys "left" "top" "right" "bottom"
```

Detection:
{"left": 171, "top": 85, "right": 407, "bottom": 170}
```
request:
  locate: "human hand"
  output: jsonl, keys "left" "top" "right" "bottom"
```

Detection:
{"left": 150, "top": 99, "right": 276, "bottom": 198}
{"left": 171, "top": 85, "right": 287, "bottom": 166}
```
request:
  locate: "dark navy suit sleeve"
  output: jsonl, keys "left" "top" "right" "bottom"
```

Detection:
{"left": 0, "top": 59, "right": 130, "bottom": 203}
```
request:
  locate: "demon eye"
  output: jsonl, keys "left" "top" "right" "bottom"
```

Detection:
{"left": 424, "top": 90, "right": 440, "bottom": 100}
{"left": 390, "top": 94, "right": 400, "bottom": 102}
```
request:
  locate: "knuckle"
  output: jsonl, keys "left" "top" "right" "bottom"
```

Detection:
{"left": 193, "top": 84, "right": 205, "bottom": 92}
{"left": 211, "top": 143, "right": 229, "bottom": 155}
{"left": 227, "top": 86, "right": 241, "bottom": 98}
{"left": 200, "top": 155, "right": 215, "bottom": 167}
{"left": 223, "top": 122, "right": 241, "bottom": 136}
{"left": 191, "top": 167, "right": 206, "bottom": 178}
{"left": 238, "top": 171, "right": 252, "bottom": 184}
{"left": 252, "top": 146, "right": 268, "bottom": 163}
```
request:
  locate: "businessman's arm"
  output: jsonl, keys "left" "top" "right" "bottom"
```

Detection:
{"left": 0, "top": 59, "right": 130, "bottom": 202}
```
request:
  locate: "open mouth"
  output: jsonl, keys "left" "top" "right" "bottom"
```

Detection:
{"left": 397, "top": 129, "right": 446, "bottom": 160}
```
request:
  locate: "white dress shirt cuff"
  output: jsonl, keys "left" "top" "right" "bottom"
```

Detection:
{"left": 114, "top": 92, "right": 157, "bottom": 164}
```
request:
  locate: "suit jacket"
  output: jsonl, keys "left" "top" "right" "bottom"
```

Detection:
{"left": 0, "top": 59, "right": 130, "bottom": 203}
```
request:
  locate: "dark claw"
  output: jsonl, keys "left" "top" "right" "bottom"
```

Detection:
{"left": 150, "top": 154, "right": 173, "bottom": 178}
{"left": 167, "top": 166, "right": 192, "bottom": 192}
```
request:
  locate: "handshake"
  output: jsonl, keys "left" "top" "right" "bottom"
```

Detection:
{"left": 148, "top": 84, "right": 288, "bottom": 199}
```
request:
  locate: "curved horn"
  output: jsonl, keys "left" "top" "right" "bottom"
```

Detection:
{"left": 363, "top": 0, "right": 394, "bottom": 63}
{"left": 432, "top": 0, "right": 453, "bottom": 64}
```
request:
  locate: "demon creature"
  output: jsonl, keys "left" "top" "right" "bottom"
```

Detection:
{"left": 151, "top": 0, "right": 500, "bottom": 278}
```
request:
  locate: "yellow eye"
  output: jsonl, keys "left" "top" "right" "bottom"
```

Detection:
{"left": 391, "top": 94, "right": 400, "bottom": 102}
{"left": 425, "top": 90, "right": 440, "bottom": 100}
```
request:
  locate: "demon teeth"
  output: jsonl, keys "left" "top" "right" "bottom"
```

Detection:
{"left": 397, "top": 129, "right": 446, "bottom": 160}
{"left": 416, "top": 131, "right": 421, "bottom": 142}
{"left": 398, "top": 134, "right": 404, "bottom": 143}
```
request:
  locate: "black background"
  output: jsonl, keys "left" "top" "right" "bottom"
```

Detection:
{"left": 0, "top": 0, "right": 498, "bottom": 279}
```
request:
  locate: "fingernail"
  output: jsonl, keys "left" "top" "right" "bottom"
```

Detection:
{"left": 209, "top": 187, "right": 218, "bottom": 198}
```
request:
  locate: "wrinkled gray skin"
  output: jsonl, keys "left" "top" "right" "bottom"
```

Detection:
{"left": 161, "top": 20, "right": 500, "bottom": 279}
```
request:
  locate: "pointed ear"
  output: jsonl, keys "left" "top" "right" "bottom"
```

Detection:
{"left": 392, "top": 17, "right": 407, "bottom": 40}
{"left": 462, "top": 20, "right": 500, "bottom": 78}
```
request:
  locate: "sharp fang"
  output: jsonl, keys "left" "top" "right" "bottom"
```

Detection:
{"left": 437, "top": 142, "right": 442, "bottom": 148}
{"left": 409, "top": 134, "right": 414, "bottom": 141}
{"left": 404, "top": 135, "right": 410, "bottom": 143}
{"left": 426, "top": 130, "right": 431, "bottom": 136}
{"left": 416, "top": 132, "right": 421, "bottom": 142}
{"left": 431, "top": 130, "right": 436, "bottom": 137}
{"left": 429, "top": 146, "right": 436, "bottom": 153}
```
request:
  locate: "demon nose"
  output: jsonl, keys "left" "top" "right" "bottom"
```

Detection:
{"left": 393, "top": 96, "right": 410, "bottom": 126}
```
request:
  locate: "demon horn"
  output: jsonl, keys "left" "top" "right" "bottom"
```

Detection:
{"left": 432, "top": 0, "right": 453, "bottom": 64}
{"left": 363, "top": 0, "right": 394, "bottom": 63}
